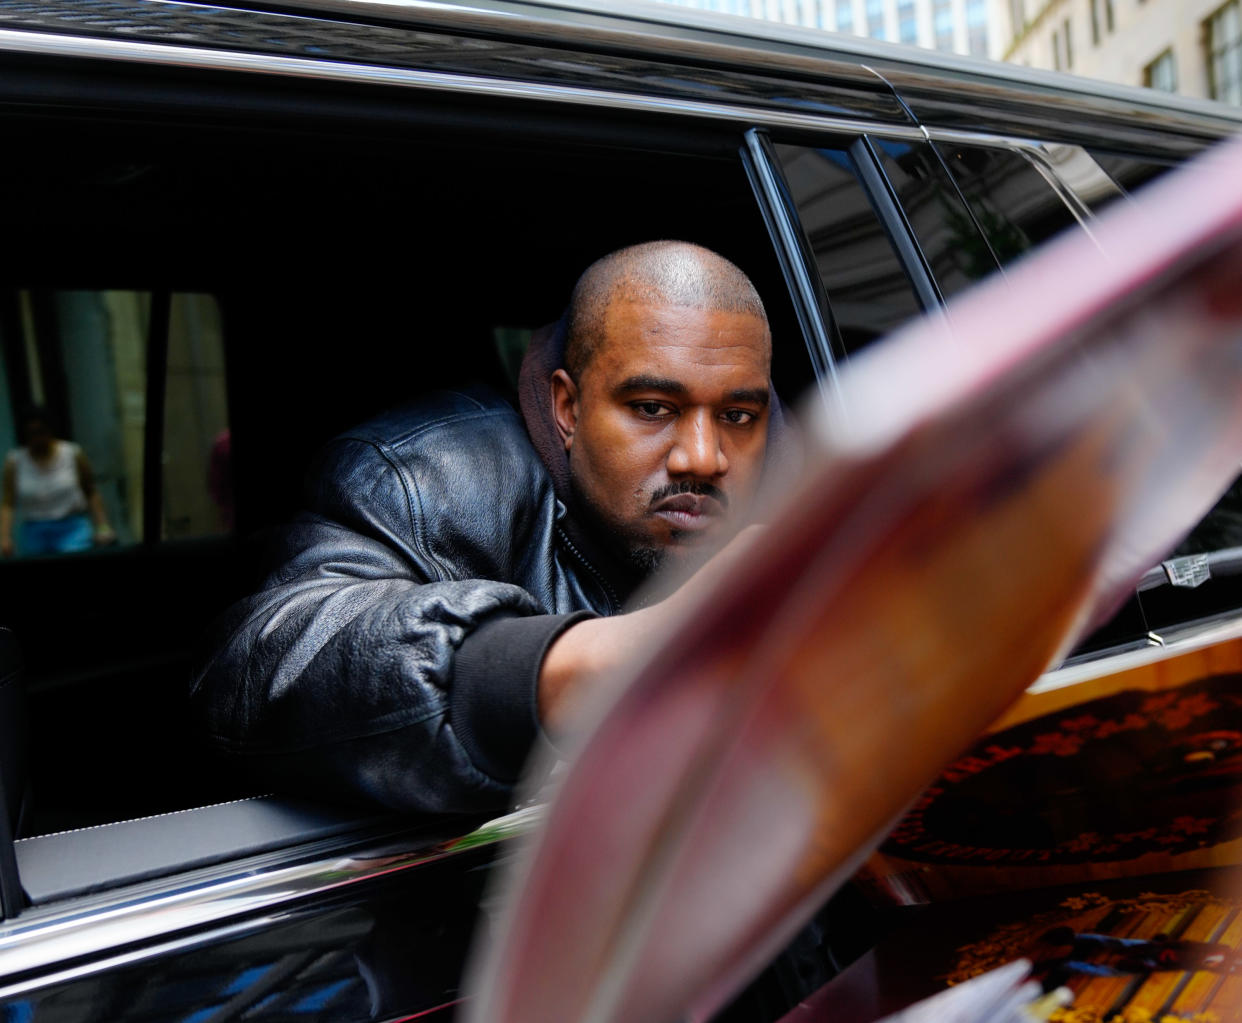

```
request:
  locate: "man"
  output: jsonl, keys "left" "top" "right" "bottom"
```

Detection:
{"left": 191, "top": 240, "right": 776, "bottom": 814}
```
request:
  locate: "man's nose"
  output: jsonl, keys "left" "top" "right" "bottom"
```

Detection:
{"left": 666, "top": 410, "right": 728, "bottom": 478}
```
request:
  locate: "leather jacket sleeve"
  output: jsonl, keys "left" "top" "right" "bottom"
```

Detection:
{"left": 191, "top": 404, "right": 592, "bottom": 815}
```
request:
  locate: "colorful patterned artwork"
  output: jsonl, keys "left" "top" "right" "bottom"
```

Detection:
{"left": 862, "top": 632, "right": 1242, "bottom": 904}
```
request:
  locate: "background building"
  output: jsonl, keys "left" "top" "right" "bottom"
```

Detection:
{"left": 997, "top": 0, "right": 1241, "bottom": 104}
{"left": 656, "top": 0, "right": 991, "bottom": 57}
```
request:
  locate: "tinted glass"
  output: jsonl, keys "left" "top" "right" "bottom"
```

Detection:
{"left": 0, "top": 289, "right": 229, "bottom": 558}
{"left": 773, "top": 143, "right": 924, "bottom": 357}
{"left": 163, "top": 294, "right": 230, "bottom": 539}
{"left": 1086, "top": 149, "right": 1178, "bottom": 201}
{"left": 934, "top": 142, "right": 1083, "bottom": 266}
{"left": 870, "top": 139, "right": 996, "bottom": 299}
{"left": 1, "top": 290, "right": 148, "bottom": 556}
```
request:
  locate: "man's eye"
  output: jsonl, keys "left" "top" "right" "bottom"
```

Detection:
{"left": 632, "top": 401, "right": 671, "bottom": 419}
{"left": 721, "top": 409, "right": 757, "bottom": 425}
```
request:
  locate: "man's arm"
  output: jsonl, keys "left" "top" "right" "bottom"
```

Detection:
{"left": 190, "top": 430, "right": 585, "bottom": 815}
{"left": 539, "top": 526, "right": 763, "bottom": 733}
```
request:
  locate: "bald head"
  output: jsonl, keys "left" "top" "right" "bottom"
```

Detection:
{"left": 565, "top": 241, "right": 768, "bottom": 380}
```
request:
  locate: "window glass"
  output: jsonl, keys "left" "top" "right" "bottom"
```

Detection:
{"left": 1, "top": 289, "right": 229, "bottom": 558}
{"left": 1144, "top": 48, "right": 1178, "bottom": 92}
{"left": 1207, "top": 0, "right": 1242, "bottom": 104}
{"left": 966, "top": 0, "right": 988, "bottom": 55}
{"left": 1085, "top": 149, "right": 1179, "bottom": 203}
{"left": 898, "top": 0, "right": 917, "bottom": 43}
{"left": 870, "top": 139, "right": 998, "bottom": 296}
{"left": 866, "top": 0, "right": 885, "bottom": 38}
{"left": 773, "top": 143, "right": 929, "bottom": 358}
{"left": 934, "top": 0, "right": 954, "bottom": 50}
{"left": 163, "top": 294, "right": 230, "bottom": 539}
{"left": 836, "top": 0, "right": 854, "bottom": 33}
{"left": 1, "top": 290, "right": 147, "bottom": 557}
{"left": 934, "top": 143, "right": 1083, "bottom": 266}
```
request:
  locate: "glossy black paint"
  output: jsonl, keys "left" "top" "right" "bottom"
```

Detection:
{"left": 0, "top": 0, "right": 912, "bottom": 126}
{"left": 2, "top": 845, "right": 497, "bottom": 1022}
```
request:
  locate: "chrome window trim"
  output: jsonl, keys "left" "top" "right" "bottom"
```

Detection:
{"left": 0, "top": 27, "right": 926, "bottom": 141}
{"left": 0, "top": 25, "right": 1223, "bottom": 179}
{"left": 239, "top": 0, "right": 1242, "bottom": 135}
{"left": 1021, "top": 142, "right": 1126, "bottom": 219}
{"left": 1038, "top": 613, "right": 1242, "bottom": 695}
{"left": 0, "top": 806, "right": 542, "bottom": 995}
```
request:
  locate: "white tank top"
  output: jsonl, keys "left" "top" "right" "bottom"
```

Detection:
{"left": 8, "top": 441, "right": 88, "bottom": 522}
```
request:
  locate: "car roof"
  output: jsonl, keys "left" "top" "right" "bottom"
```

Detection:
{"left": 3, "top": 0, "right": 1239, "bottom": 154}
{"left": 243, "top": 0, "right": 1242, "bottom": 136}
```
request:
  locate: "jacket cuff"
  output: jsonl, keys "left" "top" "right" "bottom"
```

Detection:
{"left": 451, "top": 611, "right": 596, "bottom": 783}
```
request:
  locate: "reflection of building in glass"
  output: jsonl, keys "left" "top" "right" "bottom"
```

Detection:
{"left": 654, "top": 0, "right": 992, "bottom": 57}
{"left": 998, "top": 0, "right": 1242, "bottom": 105}
{"left": 0, "top": 290, "right": 229, "bottom": 553}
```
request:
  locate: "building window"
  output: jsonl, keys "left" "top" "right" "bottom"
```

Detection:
{"left": 966, "top": 0, "right": 988, "bottom": 54}
{"left": 1063, "top": 16, "right": 1073, "bottom": 68}
{"left": 898, "top": 0, "right": 917, "bottom": 42}
{"left": 1144, "top": 48, "right": 1178, "bottom": 92}
{"left": 1104, "top": 0, "right": 1114, "bottom": 31}
{"left": 836, "top": 0, "right": 854, "bottom": 32}
{"left": 1090, "top": 0, "right": 1101, "bottom": 44}
{"left": 1052, "top": 27, "right": 1062, "bottom": 70}
{"left": 1207, "top": 0, "right": 1242, "bottom": 104}
{"left": 935, "top": 0, "right": 954, "bottom": 50}
{"left": 866, "top": 0, "right": 885, "bottom": 38}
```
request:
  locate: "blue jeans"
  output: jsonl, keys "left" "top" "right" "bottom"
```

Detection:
{"left": 19, "top": 515, "right": 93, "bottom": 555}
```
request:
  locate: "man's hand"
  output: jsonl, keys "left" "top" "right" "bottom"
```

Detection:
{"left": 537, "top": 525, "right": 764, "bottom": 735}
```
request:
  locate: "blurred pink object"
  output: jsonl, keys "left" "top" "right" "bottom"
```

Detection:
{"left": 466, "top": 135, "right": 1242, "bottom": 1023}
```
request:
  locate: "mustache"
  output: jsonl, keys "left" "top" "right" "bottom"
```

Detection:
{"left": 648, "top": 480, "right": 729, "bottom": 510}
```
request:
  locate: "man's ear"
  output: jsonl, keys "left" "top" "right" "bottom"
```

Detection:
{"left": 550, "top": 369, "right": 579, "bottom": 453}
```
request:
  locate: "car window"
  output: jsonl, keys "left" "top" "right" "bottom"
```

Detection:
{"left": 164, "top": 293, "right": 230, "bottom": 539}
{"left": 0, "top": 289, "right": 229, "bottom": 557}
{"left": 868, "top": 138, "right": 1000, "bottom": 298}
{"left": 1086, "top": 149, "right": 1179, "bottom": 203}
{"left": 769, "top": 142, "right": 933, "bottom": 360}
{"left": 932, "top": 142, "right": 1084, "bottom": 266}
{"left": 2, "top": 289, "right": 149, "bottom": 554}
{"left": 769, "top": 137, "right": 1007, "bottom": 364}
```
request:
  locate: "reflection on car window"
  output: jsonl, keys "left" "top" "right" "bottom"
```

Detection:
{"left": 0, "top": 290, "right": 148, "bottom": 555}
{"left": 163, "top": 294, "right": 230, "bottom": 539}
{"left": 934, "top": 143, "right": 1083, "bottom": 265}
{"left": 870, "top": 139, "right": 996, "bottom": 297}
{"left": 1086, "top": 150, "right": 1178, "bottom": 205}
{"left": 0, "top": 289, "right": 229, "bottom": 556}
{"left": 772, "top": 143, "right": 925, "bottom": 358}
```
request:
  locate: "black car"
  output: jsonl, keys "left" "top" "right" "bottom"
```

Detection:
{"left": 0, "top": 1, "right": 1240, "bottom": 1019}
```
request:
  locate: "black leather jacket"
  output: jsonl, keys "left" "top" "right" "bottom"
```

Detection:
{"left": 190, "top": 388, "right": 636, "bottom": 814}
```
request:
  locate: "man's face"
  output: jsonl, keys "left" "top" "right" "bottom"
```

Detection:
{"left": 553, "top": 300, "right": 771, "bottom": 571}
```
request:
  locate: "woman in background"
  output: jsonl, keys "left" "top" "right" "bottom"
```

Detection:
{"left": 1, "top": 406, "right": 115, "bottom": 557}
